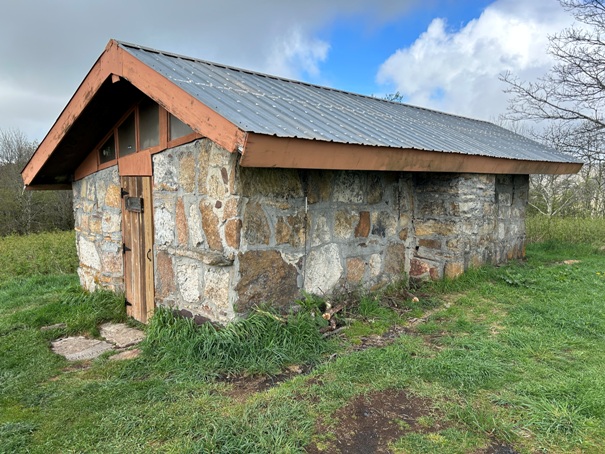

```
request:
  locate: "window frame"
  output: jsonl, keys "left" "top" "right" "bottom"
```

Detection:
{"left": 96, "top": 99, "right": 168, "bottom": 168}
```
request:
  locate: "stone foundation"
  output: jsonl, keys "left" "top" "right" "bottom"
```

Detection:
{"left": 72, "top": 138, "right": 528, "bottom": 323}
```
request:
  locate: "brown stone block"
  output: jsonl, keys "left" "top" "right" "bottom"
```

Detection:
{"left": 220, "top": 167, "right": 229, "bottom": 184}
{"left": 89, "top": 216, "right": 102, "bottom": 235}
{"left": 200, "top": 201, "right": 223, "bottom": 252}
{"left": 444, "top": 261, "right": 464, "bottom": 279}
{"left": 79, "top": 215, "right": 90, "bottom": 232}
{"left": 346, "top": 257, "right": 365, "bottom": 283}
{"left": 414, "top": 220, "right": 455, "bottom": 237}
{"left": 223, "top": 197, "right": 239, "bottom": 219}
{"left": 175, "top": 199, "right": 188, "bottom": 246}
{"left": 235, "top": 250, "right": 299, "bottom": 314}
{"left": 275, "top": 215, "right": 305, "bottom": 247}
{"left": 410, "top": 258, "right": 431, "bottom": 279}
{"left": 307, "top": 170, "right": 333, "bottom": 204}
{"left": 225, "top": 218, "right": 242, "bottom": 249}
{"left": 207, "top": 171, "right": 228, "bottom": 199}
{"left": 384, "top": 243, "right": 406, "bottom": 275}
{"left": 354, "top": 211, "right": 371, "bottom": 238}
{"left": 334, "top": 210, "right": 357, "bottom": 239}
{"left": 105, "top": 184, "right": 121, "bottom": 208}
{"left": 418, "top": 238, "right": 441, "bottom": 249}
{"left": 399, "top": 229, "right": 408, "bottom": 241}
{"left": 275, "top": 217, "right": 291, "bottom": 245}
{"left": 179, "top": 153, "right": 195, "bottom": 193}
{"left": 197, "top": 140, "right": 211, "bottom": 194}
{"left": 242, "top": 202, "right": 270, "bottom": 246}
{"left": 156, "top": 250, "right": 175, "bottom": 299}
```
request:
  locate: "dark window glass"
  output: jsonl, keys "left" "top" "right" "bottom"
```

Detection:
{"left": 169, "top": 114, "right": 194, "bottom": 140}
{"left": 118, "top": 112, "right": 136, "bottom": 157}
{"left": 99, "top": 134, "right": 116, "bottom": 164}
{"left": 139, "top": 98, "right": 159, "bottom": 149}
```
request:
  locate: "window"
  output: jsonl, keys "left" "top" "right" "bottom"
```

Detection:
{"left": 99, "top": 135, "right": 116, "bottom": 164}
{"left": 170, "top": 113, "right": 194, "bottom": 140}
{"left": 139, "top": 98, "right": 159, "bottom": 149}
{"left": 96, "top": 98, "right": 199, "bottom": 166}
{"left": 118, "top": 112, "right": 136, "bottom": 157}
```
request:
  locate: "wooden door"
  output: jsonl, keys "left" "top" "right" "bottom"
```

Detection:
{"left": 121, "top": 176, "right": 154, "bottom": 323}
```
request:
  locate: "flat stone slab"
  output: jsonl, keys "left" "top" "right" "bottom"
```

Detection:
{"left": 51, "top": 336, "right": 114, "bottom": 361}
{"left": 100, "top": 323, "right": 145, "bottom": 348}
{"left": 109, "top": 348, "right": 142, "bottom": 361}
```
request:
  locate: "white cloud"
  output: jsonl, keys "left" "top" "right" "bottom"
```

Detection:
{"left": 376, "top": 0, "right": 574, "bottom": 121}
{"left": 265, "top": 28, "right": 330, "bottom": 79}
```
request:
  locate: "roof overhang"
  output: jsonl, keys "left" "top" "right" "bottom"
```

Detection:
{"left": 22, "top": 40, "right": 246, "bottom": 189}
{"left": 241, "top": 134, "right": 583, "bottom": 175}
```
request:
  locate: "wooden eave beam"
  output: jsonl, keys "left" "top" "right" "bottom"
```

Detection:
{"left": 240, "top": 134, "right": 583, "bottom": 175}
{"left": 22, "top": 39, "right": 247, "bottom": 187}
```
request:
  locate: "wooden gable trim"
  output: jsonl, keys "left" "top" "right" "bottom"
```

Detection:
{"left": 240, "top": 133, "right": 583, "bottom": 175}
{"left": 22, "top": 40, "right": 246, "bottom": 187}
{"left": 22, "top": 40, "right": 122, "bottom": 186}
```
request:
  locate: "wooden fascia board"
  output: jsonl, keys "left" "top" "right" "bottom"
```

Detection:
{"left": 241, "top": 134, "right": 583, "bottom": 175}
{"left": 117, "top": 47, "right": 247, "bottom": 154}
{"left": 22, "top": 40, "right": 122, "bottom": 186}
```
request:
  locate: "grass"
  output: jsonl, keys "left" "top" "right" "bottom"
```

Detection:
{"left": 1, "top": 228, "right": 605, "bottom": 452}
{"left": 526, "top": 214, "right": 605, "bottom": 246}
{"left": 0, "top": 231, "right": 78, "bottom": 281}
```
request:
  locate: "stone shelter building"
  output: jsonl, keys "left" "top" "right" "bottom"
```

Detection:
{"left": 22, "top": 40, "right": 582, "bottom": 323}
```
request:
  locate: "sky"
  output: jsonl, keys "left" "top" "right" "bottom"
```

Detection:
{"left": 0, "top": 0, "right": 574, "bottom": 143}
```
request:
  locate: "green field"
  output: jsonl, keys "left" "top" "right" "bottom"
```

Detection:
{"left": 1, "top": 220, "right": 605, "bottom": 453}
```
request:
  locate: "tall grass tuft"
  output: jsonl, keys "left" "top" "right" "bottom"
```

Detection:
{"left": 0, "top": 231, "right": 77, "bottom": 282}
{"left": 142, "top": 307, "right": 332, "bottom": 379}
{"left": 526, "top": 215, "right": 605, "bottom": 247}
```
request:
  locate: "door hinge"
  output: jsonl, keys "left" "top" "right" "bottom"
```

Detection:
{"left": 121, "top": 188, "right": 129, "bottom": 198}
{"left": 122, "top": 243, "right": 131, "bottom": 254}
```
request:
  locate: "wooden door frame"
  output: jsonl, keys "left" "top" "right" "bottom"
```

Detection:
{"left": 121, "top": 176, "right": 155, "bottom": 323}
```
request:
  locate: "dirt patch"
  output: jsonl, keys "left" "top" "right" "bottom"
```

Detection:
{"left": 306, "top": 389, "right": 443, "bottom": 454}
{"left": 222, "top": 364, "right": 314, "bottom": 400}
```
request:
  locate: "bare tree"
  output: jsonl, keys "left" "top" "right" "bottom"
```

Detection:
{"left": 501, "top": 1, "right": 605, "bottom": 131}
{"left": 501, "top": 0, "right": 605, "bottom": 217}
{"left": 0, "top": 129, "right": 74, "bottom": 235}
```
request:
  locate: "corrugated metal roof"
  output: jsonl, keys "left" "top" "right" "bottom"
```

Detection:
{"left": 119, "top": 41, "right": 579, "bottom": 164}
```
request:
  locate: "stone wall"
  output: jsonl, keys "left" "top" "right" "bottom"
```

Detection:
{"left": 152, "top": 139, "right": 240, "bottom": 323}
{"left": 235, "top": 168, "right": 412, "bottom": 314}
{"left": 74, "top": 137, "right": 529, "bottom": 324}
{"left": 410, "top": 173, "right": 528, "bottom": 280}
{"left": 72, "top": 166, "right": 123, "bottom": 292}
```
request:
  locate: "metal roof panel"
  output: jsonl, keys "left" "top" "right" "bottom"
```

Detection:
{"left": 119, "top": 41, "right": 580, "bottom": 164}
